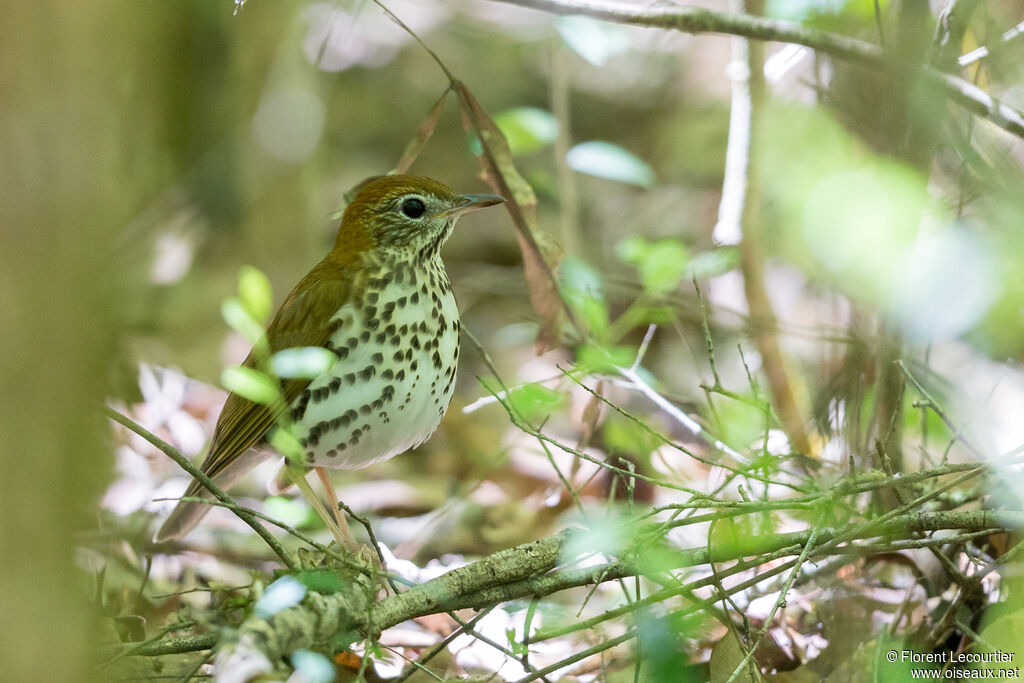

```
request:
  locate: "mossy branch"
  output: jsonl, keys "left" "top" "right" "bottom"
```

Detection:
{"left": 207, "top": 507, "right": 1021, "bottom": 676}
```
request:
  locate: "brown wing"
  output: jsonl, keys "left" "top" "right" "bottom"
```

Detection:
{"left": 201, "top": 260, "right": 354, "bottom": 480}
{"left": 155, "top": 260, "right": 355, "bottom": 541}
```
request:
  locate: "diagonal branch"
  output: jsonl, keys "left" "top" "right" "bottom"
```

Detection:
{"left": 104, "top": 407, "right": 296, "bottom": 569}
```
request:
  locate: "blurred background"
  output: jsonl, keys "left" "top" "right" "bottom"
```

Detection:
{"left": 4, "top": 0, "right": 1024, "bottom": 680}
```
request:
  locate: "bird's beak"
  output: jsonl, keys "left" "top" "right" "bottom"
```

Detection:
{"left": 437, "top": 193, "right": 505, "bottom": 218}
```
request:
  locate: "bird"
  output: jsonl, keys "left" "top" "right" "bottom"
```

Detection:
{"left": 156, "top": 175, "right": 504, "bottom": 545}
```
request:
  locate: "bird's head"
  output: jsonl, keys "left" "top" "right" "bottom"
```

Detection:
{"left": 330, "top": 175, "right": 504, "bottom": 264}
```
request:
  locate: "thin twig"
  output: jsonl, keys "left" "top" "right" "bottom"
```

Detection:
{"left": 959, "top": 19, "right": 1024, "bottom": 66}
{"left": 104, "top": 407, "right": 295, "bottom": 569}
{"left": 898, "top": 360, "right": 984, "bottom": 459}
{"left": 153, "top": 496, "right": 342, "bottom": 562}
{"left": 513, "top": 629, "right": 636, "bottom": 683}
{"left": 390, "top": 609, "right": 495, "bottom": 683}
{"left": 725, "top": 521, "right": 823, "bottom": 683}
{"left": 614, "top": 361, "right": 748, "bottom": 462}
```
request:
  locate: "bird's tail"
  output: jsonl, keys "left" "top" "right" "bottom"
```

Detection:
{"left": 154, "top": 479, "right": 213, "bottom": 542}
{"left": 154, "top": 449, "right": 270, "bottom": 542}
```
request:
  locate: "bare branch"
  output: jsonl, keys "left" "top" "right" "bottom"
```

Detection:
{"left": 489, "top": 0, "right": 1024, "bottom": 139}
{"left": 104, "top": 407, "right": 296, "bottom": 570}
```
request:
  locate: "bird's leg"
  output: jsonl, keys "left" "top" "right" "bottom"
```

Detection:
{"left": 315, "top": 467, "right": 384, "bottom": 573}
{"left": 314, "top": 467, "right": 354, "bottom": 543}
{"left": 286, "top": 465, "right": 348, "bottom": 549}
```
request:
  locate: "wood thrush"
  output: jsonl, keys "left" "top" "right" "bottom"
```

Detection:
{"left": 156, "top": 175, "right": 503, "bottom": 544}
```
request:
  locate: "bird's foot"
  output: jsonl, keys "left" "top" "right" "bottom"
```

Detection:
{"left": 296, "top": 540, "right": 377, "bottom": 572}
{"left": 335, "top": 537, "right": 384, "bottom": 573}
{"left": 329, "top": 539, "right": 392, "bottom": 594}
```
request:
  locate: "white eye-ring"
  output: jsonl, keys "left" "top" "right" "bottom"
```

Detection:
{"left": 399, "top": 196, "right": 426, "bottom": 219}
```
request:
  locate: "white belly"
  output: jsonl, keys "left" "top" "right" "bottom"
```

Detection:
{"left": 290, "top": 267, "right": 459, "bottom": 469}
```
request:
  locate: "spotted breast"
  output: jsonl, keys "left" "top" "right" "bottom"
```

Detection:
{"left": 290, "top": 258, "right": 459, "bottom": 468}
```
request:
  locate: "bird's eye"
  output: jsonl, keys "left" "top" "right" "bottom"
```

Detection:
{"left": 400, "top": 197, "right": 426, "bottom": 219}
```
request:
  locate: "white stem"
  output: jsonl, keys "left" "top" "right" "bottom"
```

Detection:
{"left": 462, "top": 373, "right": 567, "bottom": 414}
{"left": 615, "top": 363, "right": 748, "bottom": 463}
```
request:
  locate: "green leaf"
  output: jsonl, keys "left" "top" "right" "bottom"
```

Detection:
{"left": 577, "top": 344, "right": 636, "bottom": 373}
{"left": 221, "top": 366, "right": 280, "bottom": 405}
{"left": 636, "top": 612, "right": 693, "bottom": 680}
{"left": 294, "top": 569, "right": 350, "bottom": 594}
{"left": 712, "top": 398, "right": 764, "bottom": 453}
{"left": 268, "top": 426, "right": 305, "bottom": 465}
{"left": 264, "top": 496, "right": 316, "bottom": 528}
{"left": 508, "top": 638, "right": 529, "bottom": 657}
{"left": 560, "top": 256, "right": 604, "bottom": 302}
{"left": 801, "top": 165, "right": 925, "bottom": 298}
{"left": 221, "top": 296, "right": 265, "bottom": 345}
{"left": 616, "top": 235, "right": 651, "bottom": 265}
{"left": 556, "top": 15, "right": 631, "bottom": 66}
{"left": 270, "top": 347, "right": 336, "bottom": 379}
{"left": 508, "top": 383, "right": 565, "bottom": 421}
{"left": 238, "top": 265, "right": 273, "bottom": 323}
{"left": 618, "top": 237, "right": 692, "bottom": 292}
{"left": 577, "top": 297, "right": 610, "bottom": 337}
{"left": 561, "top": 509, "right": 629, "bottom": 560}
{"left": 567, "top": 141, "right": 655, "bottom": 188}
{"left": 767, "top": 0, "right": 883, "bottom": 24}
{"left": 603, "top": 413, "right": 660, "bottom": 458}
{"left": 614, "top": 303, "right": 673, "bottom": 333}
{"left": 686, "top": 248, "right": 739, "bottom": 279}
{"left": 560, "top": 257, "right": 608, "bottom": 335}
{"left": 979, "top": 604, "right": 1024, "bottom": 664}
{"left": 494, "top": 107, "right": 558, "bottom": 156}
{"left": 633, "top": 542, "right": 679, "bottom": 576}
{"left": 639, "top": 240, "right": 689, "bottom": 293}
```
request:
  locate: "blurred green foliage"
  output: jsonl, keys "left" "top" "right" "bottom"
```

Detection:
{"left": 495, "top": 107, "right": 559, "bottom": 156}
{"left": 567, "top": 141, "right": 657, "bottom": 188}
{"left": 507, "top": 382, "right": 566, "bottom": 421}
{"left": 617, "top": 237, "right": 691, "bottom": 293}
{"left": 11, "top": 0, "right": 1024, "bottom": 679}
